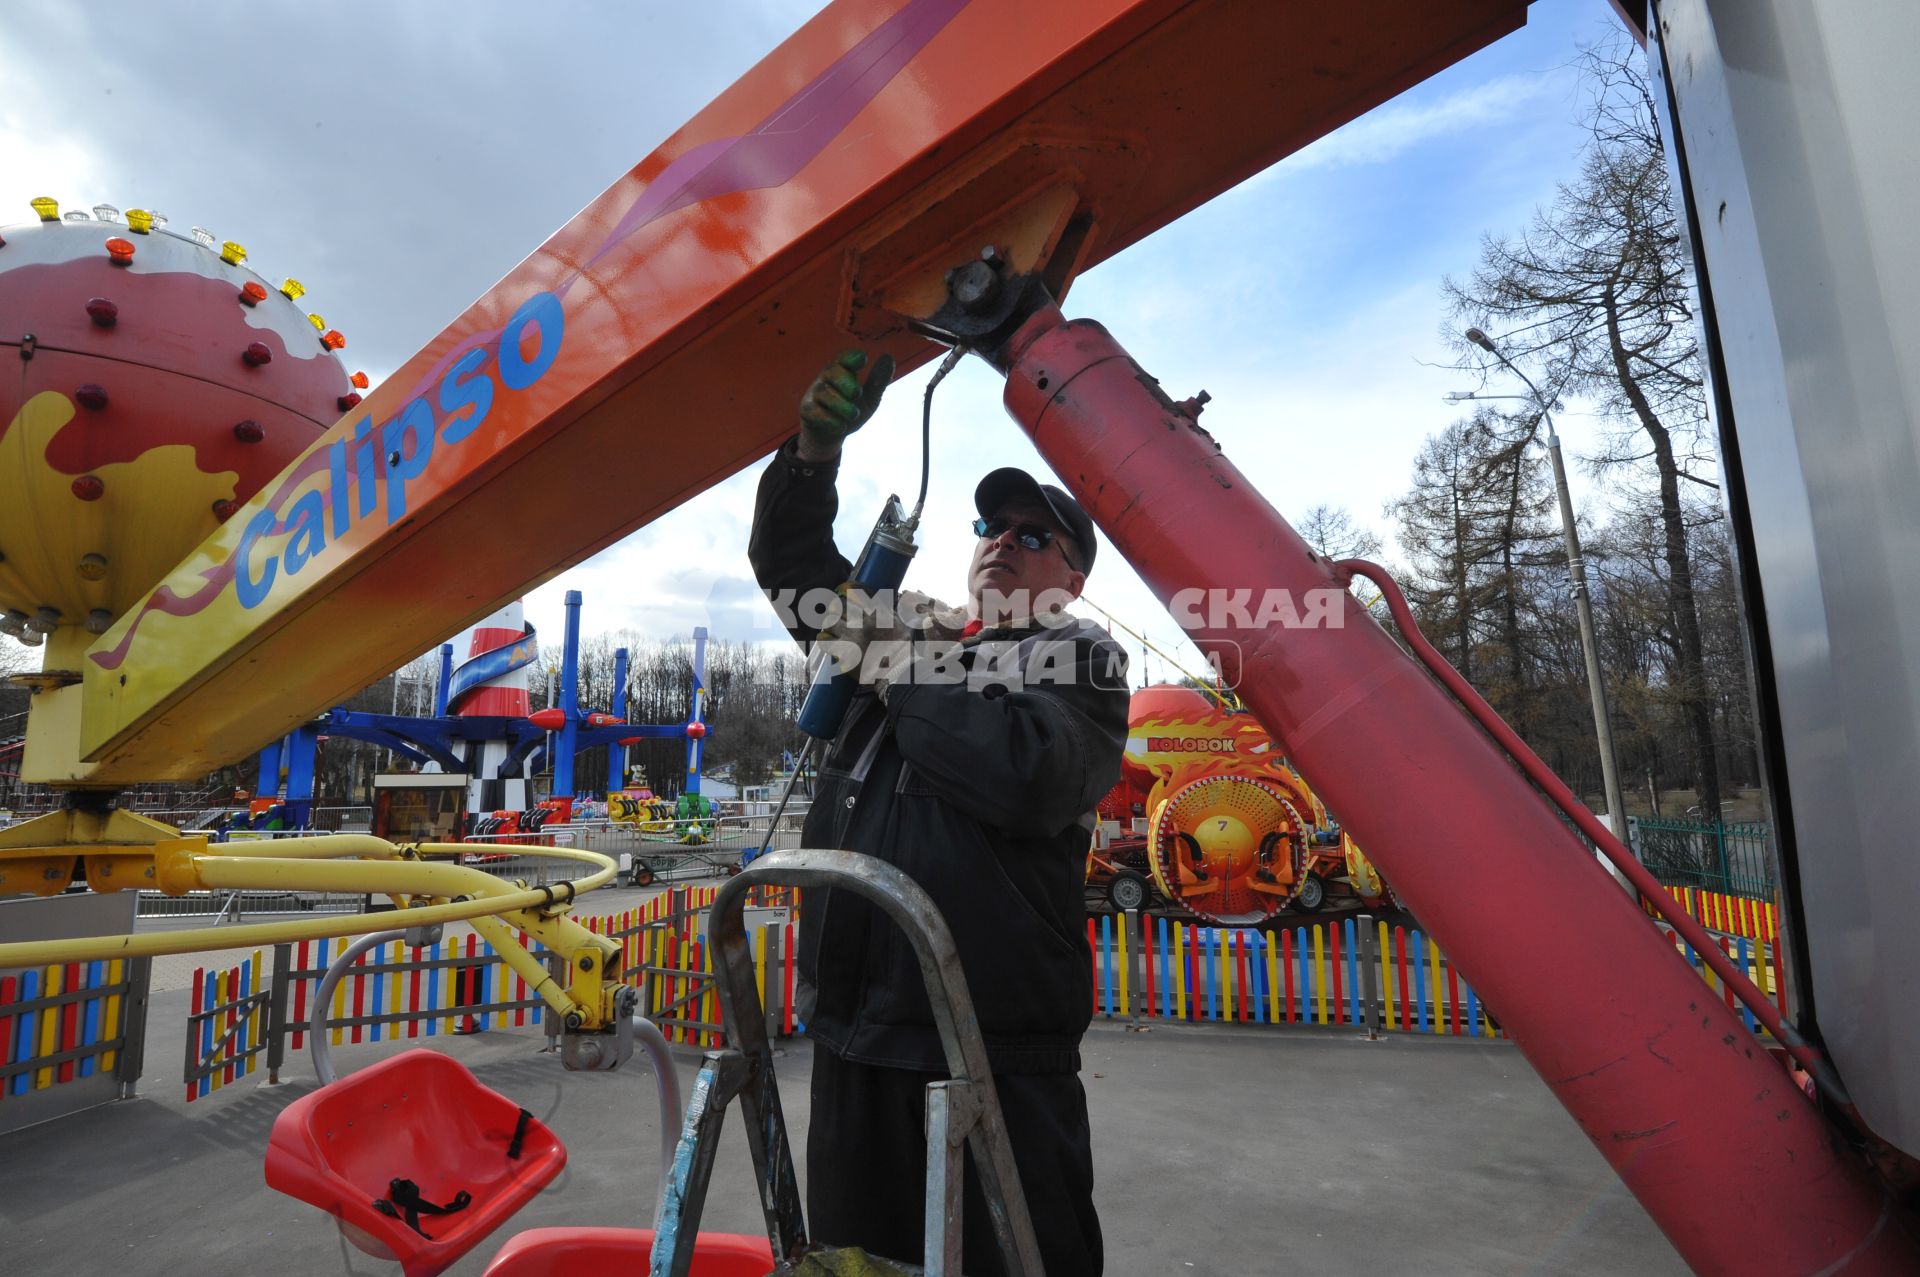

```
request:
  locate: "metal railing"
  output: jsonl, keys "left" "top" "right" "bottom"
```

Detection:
{"left": 137, "top": 889, "right": 370, "bottom": 921}
{"left": 309, "top": 806, "right": 373, "bottom": 832}
{"left": 125, "top": 809, "right": 817, "bottom": 912}
{"left": 458, "top": 809, "right": 815, "bottom": 884}
{"left": 1630, "top": 817, "right": 1776, "bottom": 900}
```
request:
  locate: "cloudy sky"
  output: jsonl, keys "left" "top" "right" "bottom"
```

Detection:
{"left": 2, "top": 0, "right": 1630, "bottom": 688}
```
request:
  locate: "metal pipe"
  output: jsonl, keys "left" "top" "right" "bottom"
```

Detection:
{"left": 989, "top": 301, "right": 1918, "bottom": 1275}
{"left": 1543, "top": 427, "right": 1632, "bottom": 848}
{"left": 190, "top": 833, "right": 403, "bottom": 860}
{"left": 310, "top": 929, "right": 407, "bottom": 1085}
{"left": 0, "top": 846, "right": 617, "bottom": 973}
{"left": 633, "top": 1014, "right": 683, "bottom": 1221}
{"left": 467, "top": 912, "right": 583, "bottom": 1022}
{"left": 1467, "top": 332, "right": 1631, "bottom": 846}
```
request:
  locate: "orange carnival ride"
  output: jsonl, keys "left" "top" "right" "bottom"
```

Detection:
{"left": 1, "top": 0, "right": 1918, "bottom": 1273}
{"left": 1089, "top": 683, "right": 1392, "bottom": 923}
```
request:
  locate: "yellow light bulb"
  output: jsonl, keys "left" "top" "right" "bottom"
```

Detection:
{"left": 220, "top": 241, "right": 247, "bottom": 265}
{"left": 307, "top": 312, "right": 326, "bottom": 331}
{"left": 126, "top": 208, "right": 154, "bottom": 233}
{"left": 30, "top": 197, "right": 58, "bottom": 221}
{"left": 280, "top": 278, "right": 306, "bottom": 301}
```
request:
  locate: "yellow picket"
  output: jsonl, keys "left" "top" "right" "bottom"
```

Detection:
{"left": 35, "top": 964, "right": 61, "bottom": 1089}
{"left": 1427, "top": 942, "right": 1446, "bottom": 1035}
{"left": 101, "top": 958, "right": 124, "bottom": 1073}
{"left": 1173, "top": 923, "right": 1188, "bottom": 1020}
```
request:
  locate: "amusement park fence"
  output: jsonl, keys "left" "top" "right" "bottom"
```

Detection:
{"left": 0, "top": 953, "right": 151, "bottom": 1132}
{"left": 1640, "top": 882, "right": 1779, "bottom": 943}
{"left": 180, "top": 885, "right": 800, "bottom": 1102}
{"left": 1085, "top": 906, "right": 1790, "bottom": 1043}
{"left": 1630, "top": 816, "right": 1775, "bottom": 900}
{"left": 1086, "top": 913, "right": 1506, "bottom": 1037}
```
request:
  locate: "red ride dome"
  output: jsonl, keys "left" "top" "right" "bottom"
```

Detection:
{"left": 0, "top": 209, "right": 352, "bottom": 635}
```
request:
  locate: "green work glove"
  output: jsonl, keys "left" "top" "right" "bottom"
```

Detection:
{"left": 798, "top": 349, "right": 894, "bottom": 459}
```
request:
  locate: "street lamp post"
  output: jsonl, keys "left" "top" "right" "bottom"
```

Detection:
{"left": 1462, "top": 329, "right": 1630, "bottom": 849}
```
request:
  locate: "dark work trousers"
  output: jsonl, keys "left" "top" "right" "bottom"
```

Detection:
{"left": 807, "top": 1045, "right": 1103, "bottom": 1276}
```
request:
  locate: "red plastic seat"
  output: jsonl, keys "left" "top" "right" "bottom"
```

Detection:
{"left": 483, "top": 1228, "right": 773, "bottom": 1276}
{"left": 266, "top": 1048, "right": 566, "bottom": 1277}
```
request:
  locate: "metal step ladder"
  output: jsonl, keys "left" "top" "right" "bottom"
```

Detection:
{"left": 650, "top": 848, "right": 1045, "bottom": 1277}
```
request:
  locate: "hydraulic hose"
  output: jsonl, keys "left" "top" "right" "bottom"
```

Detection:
{"left": 1339, "top": 557, "right": 1841, "bottom": 1095}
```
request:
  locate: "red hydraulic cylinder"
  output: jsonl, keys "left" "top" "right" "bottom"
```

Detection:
{"left": 991, "top": 303, "right": 1918, "bottom": 1274}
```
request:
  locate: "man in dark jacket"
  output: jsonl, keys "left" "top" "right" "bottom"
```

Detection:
{"left": 749, "top": 349, "right": 1128, "bottom": 1276}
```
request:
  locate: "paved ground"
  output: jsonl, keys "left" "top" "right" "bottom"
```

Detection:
{"left": 0, "top": 1004, "right": 1686, "bottom": 1276}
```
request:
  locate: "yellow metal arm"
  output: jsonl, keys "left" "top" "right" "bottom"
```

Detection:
{"left": 0, "top": 836, "right": 628, "bottom": 1030}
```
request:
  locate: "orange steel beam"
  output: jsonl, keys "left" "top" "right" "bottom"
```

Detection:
{"left": 80, "top": 0, "right": 1530, "bottom": 781}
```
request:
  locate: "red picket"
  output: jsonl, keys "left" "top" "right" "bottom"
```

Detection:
{"left": 188, "top": 969, "right": 204, "bottom": 1102}
{"left": 1235, "top": 931, "right": 1252, "bottom": 1023}
{"left": 1087, "top": 919, "right": 1099, "bottom": 1013}
{"left": 350, "top": 946, "right": 367, "bottom": 1045}
{"left": 0, "top": 976, "right": 15, "bottom": 1085}
{"left": 1328, "top": 927, "right": 1344, "bottom": 1025}
{"left": 58, "top": 962, "right": 82, "bottom": 1084}
{"left": 784, "top": 921, "right": 797, "bottom": 1037}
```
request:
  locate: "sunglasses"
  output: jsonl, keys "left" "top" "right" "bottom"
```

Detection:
{"left": 973, "top": 516, "right": 1080, "bottom": 570}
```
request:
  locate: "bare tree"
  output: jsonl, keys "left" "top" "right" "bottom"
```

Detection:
{"left": 1444, "top": 35, "right": 1724, "bottom": 819}
{"left": 0, "top": 639, "right": 38, "bottom": 679}
{"left": 1297, "top": 504, "right": 1383, "bottom": 561}
{"left": 1391, "top": 410, "right": 1560, "bottom": 717}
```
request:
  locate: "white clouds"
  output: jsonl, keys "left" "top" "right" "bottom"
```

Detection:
{"left": 0, "top": 34, "right": 107, "bottom": 208}
{"left": 1277, "top": 73, "right": 1561, "bottom": 177}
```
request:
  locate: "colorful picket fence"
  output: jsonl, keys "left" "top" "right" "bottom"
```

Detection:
{"left": 182, "top": 885, "right": 803, "bottom": 1101}
{"left": 1088, "top": 906, "right": 1790, "bottom": 1045}
{"left": 185, "top": 951, "right": 272, "bottom": 1101}
{"left": 1651, "top": 921, "right": 1785, "bottom": 1039}
{"left": 281, "top": 931, "right": 551, "bottom": 1056}
{"left": 2, "top": 958, "right": 143, "bottom": 1101}
{"left": 1087, "top": 913, "right": 1504, "bottom": 1037}
{"left": 576, "top": 885, "right": 800, "bottom": 1047}
{"left": 1643, "top": 884, "right": 1778, "bottom": 943}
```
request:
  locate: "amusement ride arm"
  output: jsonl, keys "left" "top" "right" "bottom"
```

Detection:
{"left": 0, "top": 840, "right": 627, "bottom": 1029}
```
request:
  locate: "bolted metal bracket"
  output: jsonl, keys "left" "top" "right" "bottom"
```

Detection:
{"left": 559, "top": 985, "right": 638, "bottom": 1072}
{"left": 910, "top": 245, "right": 1053, "bottom": 356}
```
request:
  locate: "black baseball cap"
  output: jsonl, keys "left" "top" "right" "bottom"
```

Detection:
{"left": 974, "top": 467, "right": 1097, "bottom": 573}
